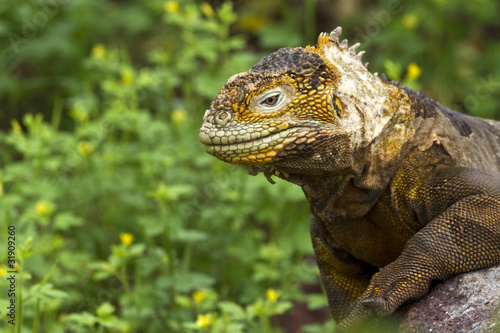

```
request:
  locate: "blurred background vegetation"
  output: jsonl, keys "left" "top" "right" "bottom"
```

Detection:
{"left": 0, "top": 0, "right": 499, "bottom": 332}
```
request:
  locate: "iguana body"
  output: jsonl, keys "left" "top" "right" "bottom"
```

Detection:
{"left": 199, "top": 27, "right": 500, "bottom": 331}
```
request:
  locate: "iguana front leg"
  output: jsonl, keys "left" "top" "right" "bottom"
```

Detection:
{"left": 311, "top": 216, "right": 379, "bottom": 322}
{"left": 337, "top": 172, "right": 500, "bottom": 332}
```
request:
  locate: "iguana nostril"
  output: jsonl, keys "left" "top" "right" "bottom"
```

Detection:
{"left": 215, "top": 111, "right": 231, "bottom": 126}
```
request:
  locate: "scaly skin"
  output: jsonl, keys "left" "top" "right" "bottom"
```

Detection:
{"left": 199, "top": 27, "right": 500, "bottom": 331}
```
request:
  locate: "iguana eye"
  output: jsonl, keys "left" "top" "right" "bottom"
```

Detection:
{"left": 250, "top": 84, "right": 294, "bottom": 114}
{"left": 261, "top": 94, "right": 280, "bottom": 106}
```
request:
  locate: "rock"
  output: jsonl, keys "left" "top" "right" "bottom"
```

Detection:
{"left": 399, "top": 265, "right": 500, "bottom": 333}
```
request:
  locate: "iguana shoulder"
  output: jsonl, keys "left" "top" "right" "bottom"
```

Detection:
{"left": 199, "top": 27, "right": 500, "bottom": 331}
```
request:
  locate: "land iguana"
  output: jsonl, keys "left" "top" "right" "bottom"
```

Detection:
{"left": 198, "top": 27, "right": 500, "bottom": 331}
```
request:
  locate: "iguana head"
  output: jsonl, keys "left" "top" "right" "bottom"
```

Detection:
{"left": 199, "top": 27, "right": 413, "bottom": 177}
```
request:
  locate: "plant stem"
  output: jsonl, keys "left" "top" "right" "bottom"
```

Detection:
{"left": 51, "top": 95, "right": 63, "bottom": 131}
{"left": 32, "top": 299, "right": 40, "bottom": 333}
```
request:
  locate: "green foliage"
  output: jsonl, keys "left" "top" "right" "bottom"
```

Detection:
{"left": 0, "top": 1, "right": 314, "bottom": 332}
{"left": 0, "top": 0, "right": 499, "bottom": 332}
{"left": 340, "top": 0, "right": 500, "bottom": 119}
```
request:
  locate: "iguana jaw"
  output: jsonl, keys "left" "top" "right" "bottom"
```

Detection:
{"left": 199, "top": 122, "right": 294, "bottom": 164}
{"left": 199, "top": 118, "right": 326, "bottom": 164}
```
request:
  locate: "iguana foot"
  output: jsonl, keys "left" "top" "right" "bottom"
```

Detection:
{"left": 336, "top": 262, "right": 433, "bottom": 332}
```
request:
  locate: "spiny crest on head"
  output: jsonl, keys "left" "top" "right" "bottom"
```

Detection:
{"left": 226, "top": 47, "right": 326, "bottom": 86}
{"left": 317, "top": 26, "right": 369, "bottom": 69}
{"left": 249, "top": 47, "right": 325, "bottom": 78}
{"left": 226, "top": 26, "right": 368, "bottom": 86}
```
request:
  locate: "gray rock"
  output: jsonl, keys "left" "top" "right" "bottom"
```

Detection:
{"left": 399, "top": 265, "right": 500, "bottom": 333}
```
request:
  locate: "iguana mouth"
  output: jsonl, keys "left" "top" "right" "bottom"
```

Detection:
{"left": 200, "top": 127, "right": 293, "bottom": 164}
{"left": 199, "top": 125, "right": 315, "bottom": 164}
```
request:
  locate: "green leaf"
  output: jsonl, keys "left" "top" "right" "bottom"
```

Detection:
{"left": 96, "top": 302, "right": 116, "bottom": 317}
{"left": 225, "top": 323, "right": 245, "bottom": 333}
{"left": 27, "top": 283, "right": 69, "bottom": 303}
{"left": 157, "top": 272, "right": 215, "bottom": 293}
{"left": 306, "top": 293, "right": 328, "bottom": 310}
{"left": 66, "top": 312, "right": 98, "bottom": 327}
{"left": 138, "top": 215, "right": 164, "bottom": 237}
{"left": 273, "top": 301, "right": 293, "bottom": 315}
{"left": 219, "top": 301, "right": 246, "bottom": 320}
{"left": 53, "top": 211, "right": 84, "bottom": 231}
{"left": 128, "top": 243, "right": 146, "bottom": 257}
{"left": 253, "top": 262, "right": 281, "bottom": 282}
{"left": 175, "top": 229, "right": 207, "bottom": 242}
{"left": 383, "top": 60, "right": 402, "bottom": 81}
{"left": 147, "top": 183, "right": 194, "bottom": 202}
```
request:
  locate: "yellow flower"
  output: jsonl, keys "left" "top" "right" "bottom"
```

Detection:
{"left": 11, "top": 119, "right": 22, "bottom": 134}
{"left": 401, "top": 14, "right": 419, "bottom": 29}
{"left": 193, "top": 290, "right": 209, "bottom": 304}
{"left": 267, "top": 288, "right": 279, "bottom": 303}
{"left": 77, "top": 141, "right": 95, "bottom": 156}
{"left": 120, "top": 232, "right": 134, "bottom": 246}
{"left": 121, "top": 73, "right": 133, "bottom": 85}
{"left": 0, "top": 267, "right": 6, "bottom": 276}
{"left": 195, "top": 313, "right": 212, "bottom": 328}
{"left": 406, "top": 63, "right": 422, "bottom": 81}
{"left": 36, "top": 200, "right": 55, "bottom": 216}
{"left": 200, "top": 2, "right": 214, "bottom": 18}
{"left": 91, "top": 44, "right": 106, "bottom": 59}
{"left": 164, "top": 1, "right": 179, "bottom": 13}
{"left": 172, "top": 109, "right": 187, "bottom": 124}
